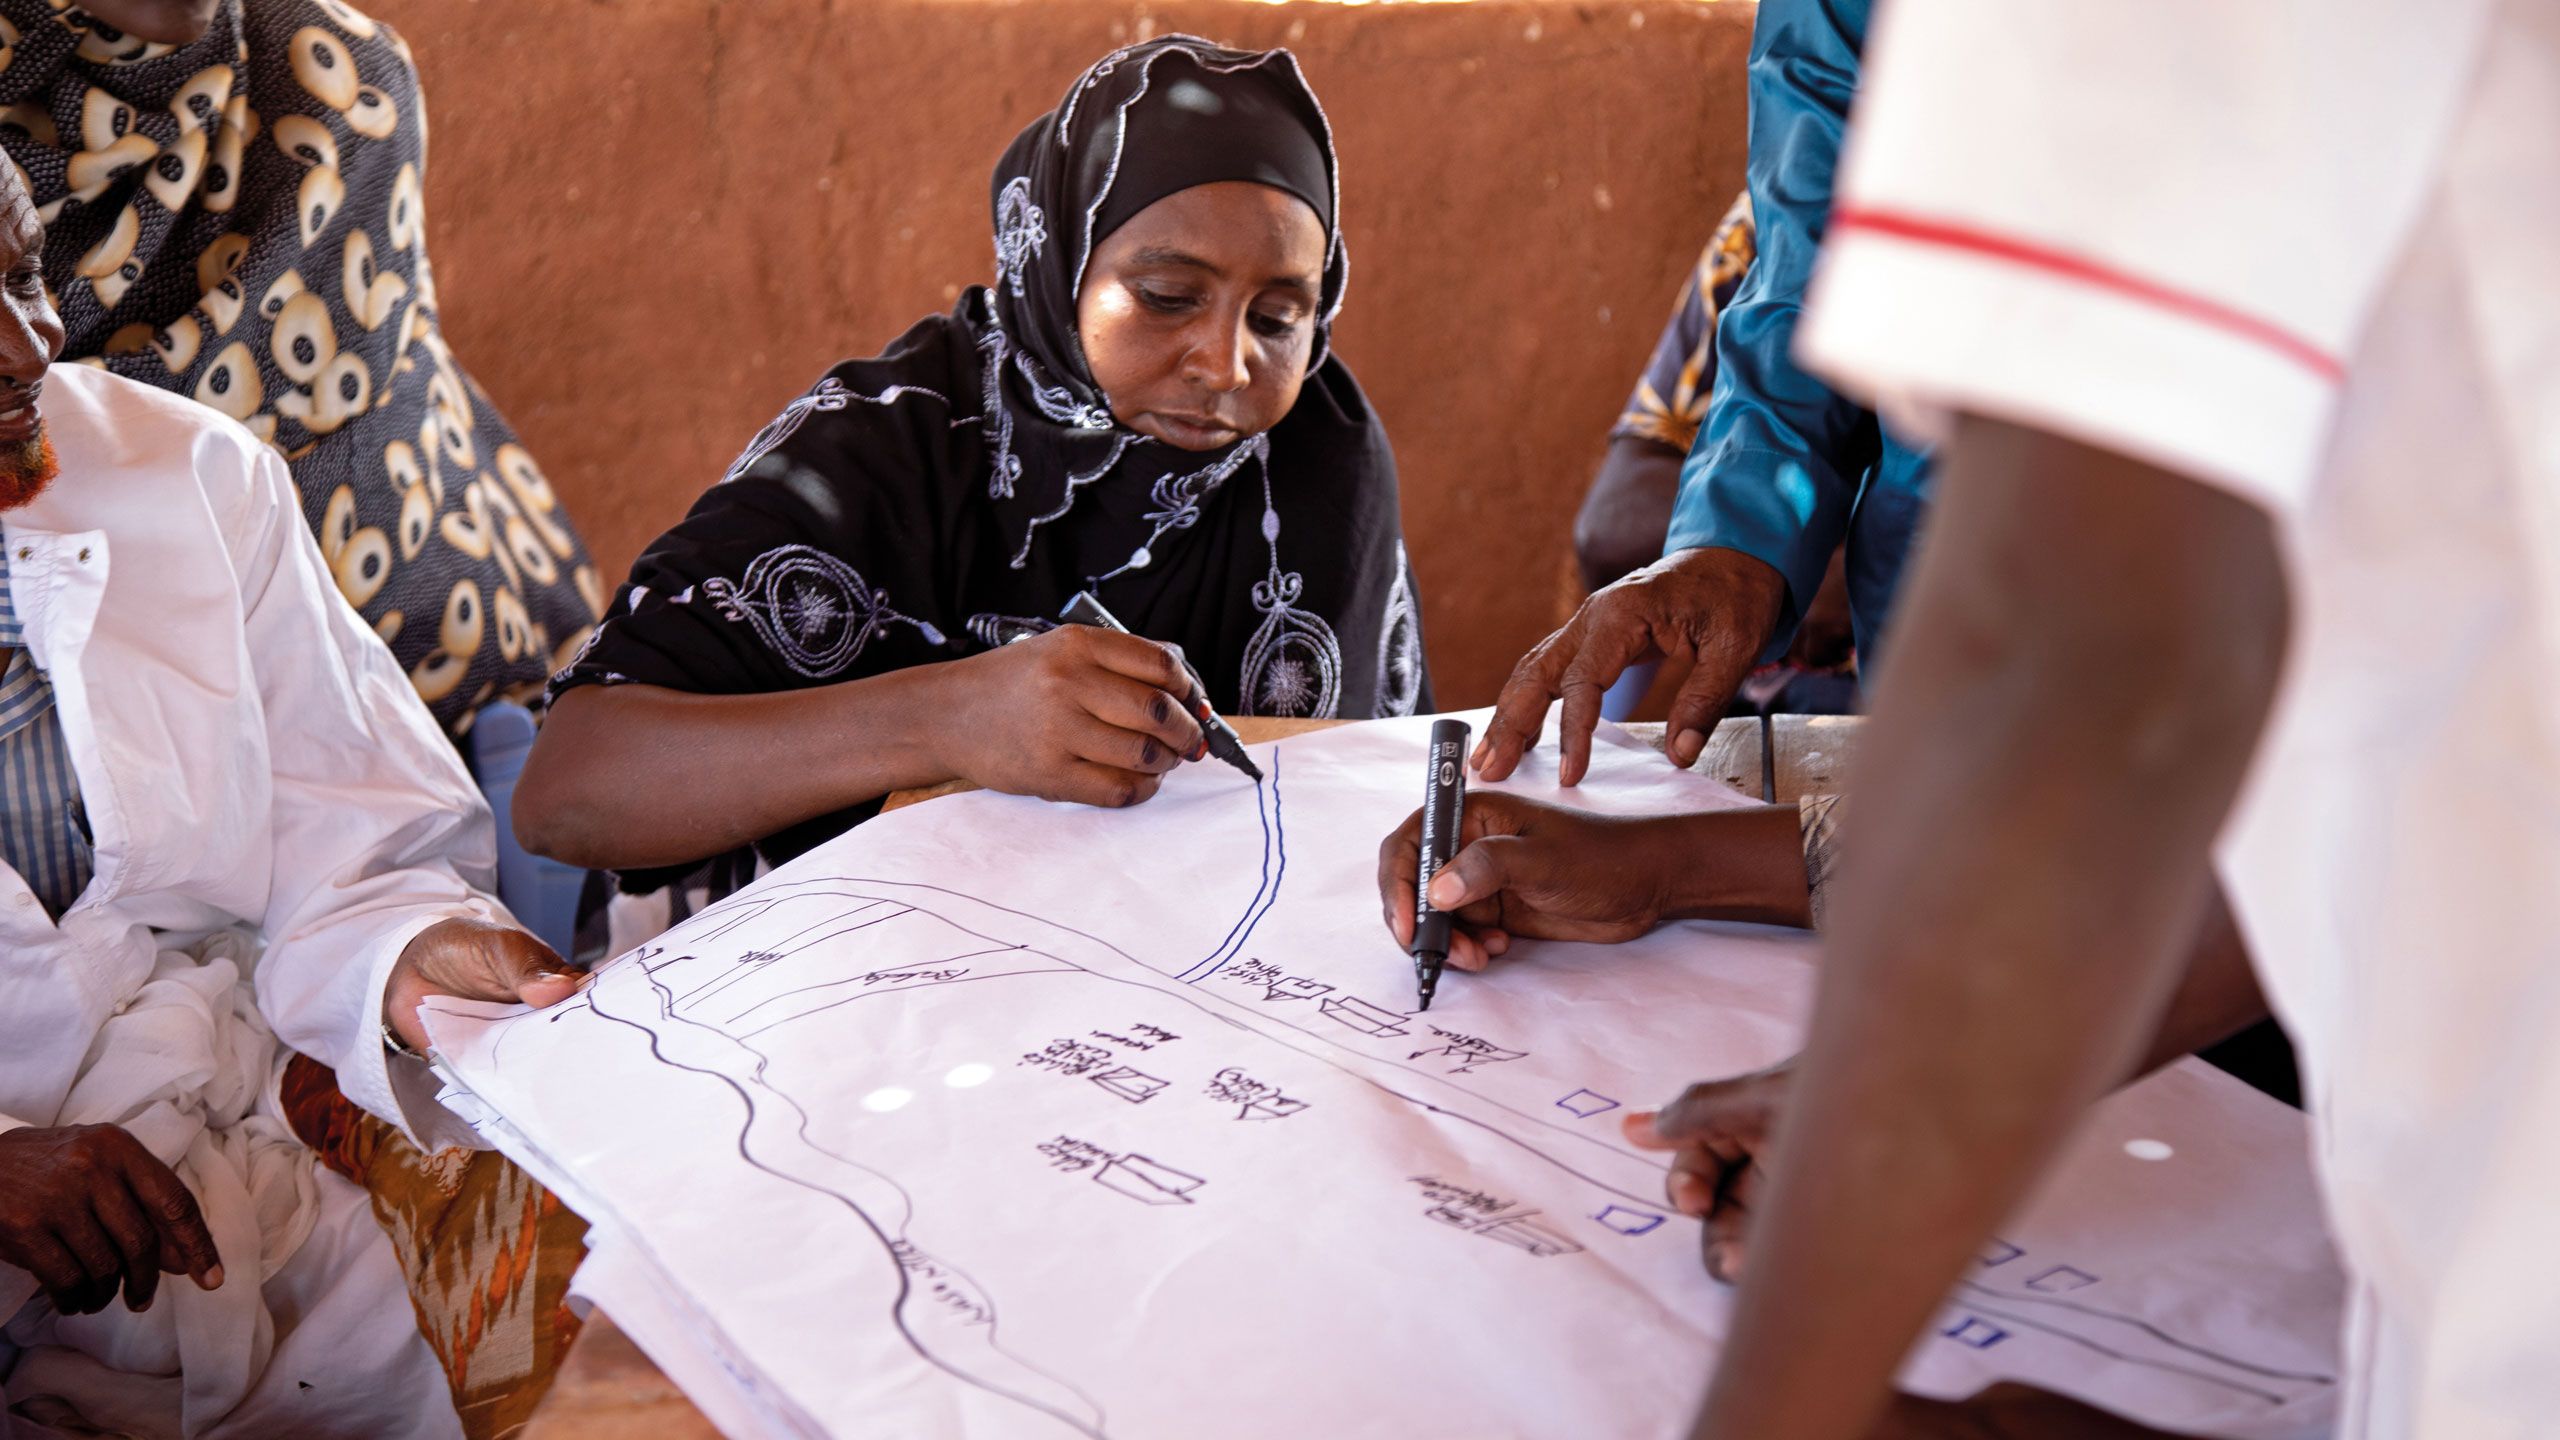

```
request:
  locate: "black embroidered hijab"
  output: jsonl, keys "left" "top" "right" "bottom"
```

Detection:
{"left": 555, "top": 35, "right": 1428, "bottom": 871}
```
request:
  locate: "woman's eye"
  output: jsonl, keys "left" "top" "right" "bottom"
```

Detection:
{"left": 1134, "top": 286, "right": 1197, "bottom": 315}
{"left": 1248, "top": 310, "right": 1303, "bottom": 339}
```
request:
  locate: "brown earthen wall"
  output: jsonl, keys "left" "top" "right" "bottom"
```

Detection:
{"left": 366, "top": 0, "right": 1755, "bottom": 707}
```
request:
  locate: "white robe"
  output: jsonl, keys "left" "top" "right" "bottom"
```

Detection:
{"left": 1801, "top": 0, "right": 2560, "bottom": 1429}
{"left": 0, "top": 364, "right": 487, "bottom": 1439}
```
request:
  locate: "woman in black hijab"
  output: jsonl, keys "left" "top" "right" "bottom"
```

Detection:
{"left": 519, "top": 35, "right": 1427, "bottom": 885}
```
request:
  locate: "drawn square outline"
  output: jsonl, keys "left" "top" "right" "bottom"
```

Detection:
{"left": 2026, "top": 1264, "right": 2099, "bottom": 1293}
{"left": 1593, "top": 1204, "right": 1665, "bottom": 1236}
{"left": 1089, "top": 1067, "right": 1168, "bottom": 1103}
{"left": 1979, "top": 1239, "right": 2024, "bottom": 1268}
{"left": 1556, "top": 1088, "right": 1621, "bottom": 1119}
{"left": 1942, "top": 1316, "right": 2009, "bottom": 1349}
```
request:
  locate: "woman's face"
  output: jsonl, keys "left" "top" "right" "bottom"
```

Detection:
{"left": 1076, "top": 181, "right": 1326, "bottom": 452}
{"left": 71, "top": 0, "right": 220, "bottom": 45}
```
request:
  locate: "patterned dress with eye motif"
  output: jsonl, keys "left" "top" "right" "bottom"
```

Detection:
{"left": 0, "top": 0, "right": 604, "bottom": 738}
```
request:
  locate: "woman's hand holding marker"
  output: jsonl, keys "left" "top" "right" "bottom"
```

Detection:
{"left": 934, "top": 624, "right": 1206, "bottom": 809}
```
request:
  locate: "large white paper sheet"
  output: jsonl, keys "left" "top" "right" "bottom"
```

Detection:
{"left": 430, "top": 714, "right": 2343, "bottom": 1439}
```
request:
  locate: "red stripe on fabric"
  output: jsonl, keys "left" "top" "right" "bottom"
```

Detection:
{"left": 1831, "top": 206, "right": 2345, "bottom": 384}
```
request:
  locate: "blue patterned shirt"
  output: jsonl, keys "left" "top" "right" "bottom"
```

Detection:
{"left": 0, "top": 548, "right": 92, "bottom": 920}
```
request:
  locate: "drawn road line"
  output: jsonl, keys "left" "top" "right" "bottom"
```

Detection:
{"left": 1176, "top": 748, "right": 1286, "bottom": 985}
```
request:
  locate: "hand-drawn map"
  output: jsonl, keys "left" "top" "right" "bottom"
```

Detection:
{"left": 428, "top": 714, "right": 2344, "bottom": 1440}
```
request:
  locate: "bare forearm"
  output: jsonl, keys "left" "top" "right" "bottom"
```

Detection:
{"left": 1788, "top": 819, "right": 2269, "bottom": 1079}
{"left": 515, "top": 670, "right": 953, "bottom": 870}
{"left": 1692, "top": 663, "right": 2226, "bottom": 1439}
{"left": 2133, "top": 884, "right": 2270, "bottom": 1080}
{"left": 1691, "top": 420, "right": 2289, "bottom": 1440}
{"left": 1652, "top": 806, "right": 1819, "bottom": 930}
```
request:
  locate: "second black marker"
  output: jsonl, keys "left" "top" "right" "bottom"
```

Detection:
{"left": 1412, "top": 718, "right": 1470, "bottom": 1012}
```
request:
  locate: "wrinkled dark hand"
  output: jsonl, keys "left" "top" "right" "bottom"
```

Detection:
{"left": 0, "top": 1123, "right": 222, "bottom": 1315}
{"left": 386, "top": 916, "right": 584, "bottom": 1054}
{"left": 1477, "top": 546, "right": 1786, "bottom": 786}
{"left": 1377, "top": 793, "right": 1677, "bottom": 972}
{"left": 1624, "top": 1062, "right": 1792, "bottom": 1283}
{"left": 934, "top": 625, "right": 1208, "bottom": 809}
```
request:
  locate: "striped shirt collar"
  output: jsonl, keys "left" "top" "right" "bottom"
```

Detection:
{"left": 0, "top": 546, "right": 51, "bottom": 742}
{"left": 0, "top": 542, "right": 21, "bottom": 646}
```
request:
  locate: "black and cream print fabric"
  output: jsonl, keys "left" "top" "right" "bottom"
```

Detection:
{"left": 0, "top": 0, "right": 603, "bottom": 735}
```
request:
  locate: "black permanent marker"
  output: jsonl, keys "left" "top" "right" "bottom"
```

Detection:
{"left": 1058, "top": 591, "right": 1264, "bottom": 783}
{"left": 1412, "top": 718, "right": 1470, "bottom": 1012}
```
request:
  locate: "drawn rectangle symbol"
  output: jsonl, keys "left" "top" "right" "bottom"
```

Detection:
{"left": 1474, "top": 1215, "right": 1584, "bottom": 1259}
{"left": 1318, "top": 994, "right": 1410, "bottom": 1037}
{"left": 2027, "top": 1264, "right": 2098, "bottom": 1293}
{"left": 1556, "top": 1088, "right": 1620, "bottom": 1119}
{"left": 1093, "top": 1154, "right": 1203, "bottom": 1206}
{"left": 1593, "top": 1205, "right": 1665, "bottom": 1236}
{"left": 1089, "top": 1067, "right": 1168, "bottom": 1104}
{"left": 1942, "top": 1316, "right": 2008, "bottom": 1349}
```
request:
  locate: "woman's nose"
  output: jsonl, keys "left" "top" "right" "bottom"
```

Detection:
{"left": 1184, "top": 313, "right": 1253, "bottom": 394}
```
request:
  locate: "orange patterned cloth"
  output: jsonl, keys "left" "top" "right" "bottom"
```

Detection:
{"left": 1613, "top": 191, "right": 1757, "bottom": 453}
{"left": 281, "top": 1053, "right": 590, "bottom": 1440}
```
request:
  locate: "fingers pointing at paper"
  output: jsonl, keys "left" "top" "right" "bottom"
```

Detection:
{"left": 1626, "top": 1063, "right": 1793, "bottom": 1284}
{"left": 1473, "top": 547, "right": 1787, "bottom": 787}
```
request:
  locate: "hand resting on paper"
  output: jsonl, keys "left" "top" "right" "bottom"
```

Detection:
{"left": 1475, "top": 546, "right": 1788, "bottom": 786}
{"left": 1374, "top": 793, "right": 1813, "bottom": 974}
{"left": 384, "top": 916, "right": 585, "bottom": 1054}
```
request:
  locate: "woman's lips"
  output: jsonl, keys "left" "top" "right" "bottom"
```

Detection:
{"left": 1147, "top": 411, "right": 1239, "bottom": 449}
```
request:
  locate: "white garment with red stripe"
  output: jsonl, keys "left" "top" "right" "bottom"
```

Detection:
{"left": 1799, "top": 3, "right": 2560, "bottom": 1436}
